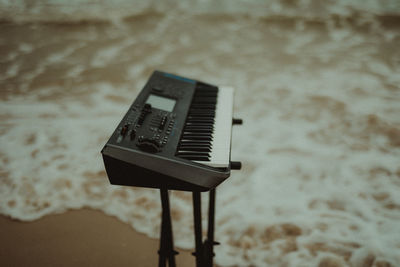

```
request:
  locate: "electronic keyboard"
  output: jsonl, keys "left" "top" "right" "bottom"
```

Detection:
{"left": 101, "top": 71, "right": 241, "bottom": 192}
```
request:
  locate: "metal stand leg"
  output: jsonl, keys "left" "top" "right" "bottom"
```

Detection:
{"left": 158, "top": 189, "right": 178, "bottom": 267}
{"left": 192, "top": 189, "right": 219, "bottom": 267}
{"left": 157, "top": 188, "right": 219, "bottom": 267}
{"left": 205, "top": 189, "right": 219, "bottom": 266}
{"left": 192, "top": 191, "right": 204, "bottom": 267}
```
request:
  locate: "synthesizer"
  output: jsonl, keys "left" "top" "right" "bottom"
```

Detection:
{"left": 101, "top": 71, "right": 241, "bottom": 192}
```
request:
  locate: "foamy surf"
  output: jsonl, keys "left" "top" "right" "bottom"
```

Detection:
{"left": 1, "top": 0, "right": 400, "bottom": 23}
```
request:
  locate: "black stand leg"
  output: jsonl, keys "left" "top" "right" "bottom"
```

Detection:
{"left": 192, "top": 191, "right": 204, "bottom": 266}
{"left": 192, "top": 189, "right": 219, "bottom": 267}
{"left": 205, "top": 188, "right": 219, "bottom": 266}
{"left": 158, "top": 189, "right": 178, "bottom": 267}
{"left": 158, "top": 188, "right": 219, "bottom": 267}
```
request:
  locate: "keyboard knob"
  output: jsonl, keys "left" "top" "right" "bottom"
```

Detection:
{"left": 136, "top": 138, "right": 160, "bottom": 153}
{"left": 230, "top": 161, "right": 242, "bottom": 170}
{"left": 144, "top": 103, "right": 152, "bottom": 112}
{"left": 232, "top": 118, "right": 243, "bottom": 125}
{"left": 120, "top": 124, "right": 129, "bottom": 136}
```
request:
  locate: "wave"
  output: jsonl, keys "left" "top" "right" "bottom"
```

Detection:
{"left": 1, "top": 0, "right": 400, "bottom": 23}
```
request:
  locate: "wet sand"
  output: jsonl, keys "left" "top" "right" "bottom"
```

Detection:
{"left": 0, "top": 208, "right": 196, "bottom": 267}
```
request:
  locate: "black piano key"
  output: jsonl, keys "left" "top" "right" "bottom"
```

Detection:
{"left": 185, "top": 122, "right": 215, "bottom": 127}
{"left": 184, "top": 126, "right": 212, "bottom": 130}
{"left": 179, "top": 156, "right": 210, "bottom": 161}
{"left": 195, "top": 89, "right": 217, "bottom": 93}
{"left": 186, "top": 121, "right": 214, "bottom": 125}
{"left": 183, "top": 129, "right": 213, "bottom": 134}
{"left": 194, "top": 93, "right": 218, "bottom": 97}
{"left": 182, "top": 136, "right": 213, "bottom": 141}
{"left": 189, "top": 110, "right": 215, "bottom": 114}
{"left": 179, "top": 145, "right": 212, "bottom": 150}
{"left": 189, "top": 111, "right": 216, "bottom": 115}
{"left": 184, "top": 131, "right": 213, "bottom": 137}
{"left": 189, "top": 112, "right": 215, "bottom": 115}
{"left": 186, "top": 122, "right": 214, "bottom": 126}
{"left": 194, "top": 94, "right": 218, "bottom": 99}
{"left": 182, "top": 135, "right": 213, "bottom": 143}
{"left": 180, "top": 140, "right": 212, "bottom": 146}
{"left": 188, "top": 116, "right": 214, "bottom": 120}
{"left": 180, "top": 142, "right": 212, "bottom": 147}
{"left": 190, "top": 104, "right": 216, "bottom": 109}
{"left": 195, "top": 85, "right": 218, "bottom": 92}
{"left": 182, "top": 137, "right": 212, "bottom": 142}
{"left": 188, "top": 115, "right": 215, "bottom": 119}
{"left": 188, "top": 113, "right": 215, "bottom": 117}
{"left": 194, "top": 88, "right": 218, "bottom": 92}
{"left": 187, "top": 118, "right": 215, "bottom": 123}
{"left": 183, "top": 131, "right": 213, "bottom": 136}
{"left": 180, "top": 142, "right": 212, "bottom": 146}
{"left": 179, "top": 146, "right": 211, "bottom": 152}
{"left": 189, "top": 108, "right": 216, "bottom": 112}
{"left": 193, "top": 97, "right": 217, "bottom": 104}
{"left": 180, "top": 147, "right": 212, "bottom": 151}
{"left": 184, "top": 126, "right": 214, "bottom": 130}
{"left": 177, "top": 151, "right": 210, "bottom": 156}
{"left": 183, "top": 132, "right": 213, "bottom": 136}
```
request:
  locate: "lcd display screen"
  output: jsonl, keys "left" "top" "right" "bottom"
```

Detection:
{"left": 145, "top": 94, "right": 176, "bottom": 112}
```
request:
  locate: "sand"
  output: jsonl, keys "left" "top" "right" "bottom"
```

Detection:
{"left": 0, "top": 208, "right": 196, "bottom": 267}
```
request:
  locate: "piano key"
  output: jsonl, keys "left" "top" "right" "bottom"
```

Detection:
{"left": 178, "top": 155, "right": 210, "bottom": 161}
{"left": 186, "top": 119, "right": 214, "bottom": 124}
{"left": 177, "top": 151, "right": 210, "bottom": 156}
{"left": 182, "top": 135, "right": 213, "bottom": 139}
{"left": 188, "top": 116, "right": 215, "bottom": 119}
{"left": 187, "top": 116, "right": 215, "bottom": 120}
{"left": 185, "top": 122, "right": 215, "bottom": 126}
{"left": 188, "top": 112, "right": 215, "bottom": 116}
{"left": 178, "top": 140, "right": 211, "bottom": 149}
{"left": 189, "top": 109, "right": 215, "bottom": 112}
{"left": 184, "top": 131, "right": 213, "bottom": 135}
{"left": 179, "top": 146, "right": 211, "bottom": 152}
{"left": 180, "top": 139, "right": 212, "bottom": 144}
{"left": 180, "top": 146, "right": 212, "bottom": 150}
{"left": 184, "top": 127, "right": 214, "bottom": 131}
{"left": 190, "top": 104, "right": 216, "bottom": 109}
{"left": 183, "top": 132, "right": 213, "bottom": 136}
{"left": 193, "top": 98, "right": 217, "bottom": 104}
{"left": 182, "top": 136, "right": 213, "bottom": 141}
{"left": 180, "top": 143, "right": 211, "bottom": 148}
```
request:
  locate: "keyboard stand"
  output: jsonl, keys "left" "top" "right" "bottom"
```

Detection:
{"left": 157, "top": 188, "right": 219, "bottom": 267}
{"left": 192, "top": 189, "right": 219, "bottom": 267}
{"left": 158, "top": 189, "right": 178, "bottom": 267}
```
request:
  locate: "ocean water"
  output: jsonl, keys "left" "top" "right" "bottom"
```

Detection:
{"left": 1, "top": 1, "right": 400, "bottom": 266}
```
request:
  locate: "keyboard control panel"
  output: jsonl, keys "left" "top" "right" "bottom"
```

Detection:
{"left": 110, "top": 71, "right": 197, "bottom": 156}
